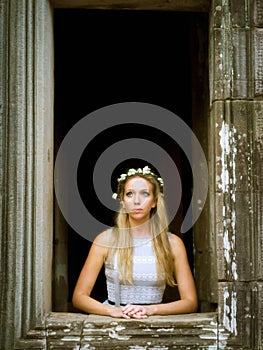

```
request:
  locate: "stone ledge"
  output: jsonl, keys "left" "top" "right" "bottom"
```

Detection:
{"left": 44, "top": 312, "right": 219, "bottom": 349}
{"left": 52, "top": 0, "right": 210, "bottom": 12}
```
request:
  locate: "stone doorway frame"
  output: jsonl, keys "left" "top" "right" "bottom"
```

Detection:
{"left": 52, "top": 4, "right": 214, "bottom": 314}
{"left": 1, "top": 0, "right": 262, "bottom": 349}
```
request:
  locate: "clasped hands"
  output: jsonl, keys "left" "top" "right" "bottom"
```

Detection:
{"left": 121, "top": 304, "right": 149, "bottom": 319}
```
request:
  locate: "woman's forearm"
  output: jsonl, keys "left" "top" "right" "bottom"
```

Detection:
{"left": 146, "top": 298, "right": 198, "bottom": 316}
{"left": 72, "top": 293, "right": 113, "bottom": 316}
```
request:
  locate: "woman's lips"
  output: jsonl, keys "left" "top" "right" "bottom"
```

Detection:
{"left": 132, "top": 209, "right": 143, "bottom": 213}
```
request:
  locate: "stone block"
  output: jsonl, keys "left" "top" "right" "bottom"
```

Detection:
{"left": 254, "top": 0, "right": 263, "bottom": 27}
{"left": 218, "top": 282, "right": 253, "bottom": 348}
{"left": 254, "top": 28, "right": 263, "bottom": 96}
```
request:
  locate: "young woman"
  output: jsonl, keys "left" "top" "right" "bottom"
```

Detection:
{"left": 72, "top": 166, "right": 197, "bottom": 319}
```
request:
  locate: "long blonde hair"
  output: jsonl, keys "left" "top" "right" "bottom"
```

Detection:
{"left": 106, "top": 170, "right": 176, "bottom": 286}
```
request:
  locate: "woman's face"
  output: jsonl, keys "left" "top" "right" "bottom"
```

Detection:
{"left": 122, "top": 176, "right": 156, "bottom": 224}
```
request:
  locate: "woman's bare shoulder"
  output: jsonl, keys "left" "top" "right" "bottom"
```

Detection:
{"left": 169, "top": 233, "right": 186, "bottom": 254}
{"left": 93, "top": 228, "right": 112, "bottom": 248}
{"left": 169, "top": 232, "right": 183, "bottom": 243}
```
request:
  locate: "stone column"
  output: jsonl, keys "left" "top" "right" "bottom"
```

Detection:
{"left": 210, "top": 0, "right": 263, "bottom": 348}
{"left": 0, "top": 0, "right": 53, "bottom": 348}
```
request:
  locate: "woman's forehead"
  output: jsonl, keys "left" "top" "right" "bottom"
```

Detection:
{"left": 125, "top": 176, "right": 152, "bottom": 190}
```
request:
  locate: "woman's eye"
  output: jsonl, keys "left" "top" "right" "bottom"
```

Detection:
{"left": 126, "top": 192, "right": 133, "bottom": 197}
{"left": 142, "top": 192, "right": 149, "bottom": 196}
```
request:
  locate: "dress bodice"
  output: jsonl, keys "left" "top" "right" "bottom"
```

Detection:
{"left": 105, "top": 235, "right": 166, "bottom": 305}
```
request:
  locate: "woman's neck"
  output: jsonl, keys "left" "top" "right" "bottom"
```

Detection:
{"left": 129, "top": 221, "right": 151, "bottom": 237}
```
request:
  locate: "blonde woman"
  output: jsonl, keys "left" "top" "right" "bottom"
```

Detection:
{"left": 72, "top": 166, "right": 197, "bottom": 319}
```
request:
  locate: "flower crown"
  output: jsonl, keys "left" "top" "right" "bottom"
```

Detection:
{"left": 112, "top": 166, "right": 164, "bottom": 200}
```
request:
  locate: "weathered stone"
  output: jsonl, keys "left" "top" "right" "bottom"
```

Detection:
{"left": 254, "top": 0, "right": 263, "bottom": 27}
{"left": 254, "top": 29, "right": 263, "bottom": 96}
{"left": 0, "top": 1, "right": 263, "bottom": 349}
{"left": 218, "top": 282, "right": 263, "bottom": 349}
{"left": 52, "top": 0, "right": 210, "bottom": 12}
{"left": 45, "top": 313, "right": 219, "bottom": 349}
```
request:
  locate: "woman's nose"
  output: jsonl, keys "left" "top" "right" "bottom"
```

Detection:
{"left": 134, "top": 193, "right": 140, "bottom": 203}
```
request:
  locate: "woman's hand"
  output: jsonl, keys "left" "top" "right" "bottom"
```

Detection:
{"left": 107, "top": 306, "right": 131, "bottom": 318}
{"left": 121, "top": 304, "right": 148, "bottom": 319}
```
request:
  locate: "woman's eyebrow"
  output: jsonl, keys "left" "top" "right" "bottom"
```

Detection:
{"left": 125, "top": 188, "right": 150, "bottom": 191}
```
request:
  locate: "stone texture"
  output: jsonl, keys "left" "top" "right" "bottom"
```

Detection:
{"left": 0, "top": 0, "right": 54, "bottom": 349}
{"left": 52, "top": 0, "right": 210, "bottom": 12}
{"left": 44, "top": 313, "right": 218, "bottom": 350}
{"left": 0, "top": 0, "right": 263, "bottom": 349}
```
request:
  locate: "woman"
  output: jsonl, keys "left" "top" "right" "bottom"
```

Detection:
{"left": 72, "top": 166, "right": 197, "bottom": 318}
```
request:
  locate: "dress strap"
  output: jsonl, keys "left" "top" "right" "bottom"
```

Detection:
{"left": 113, "top": 270, "right": 120, "bottom": 307}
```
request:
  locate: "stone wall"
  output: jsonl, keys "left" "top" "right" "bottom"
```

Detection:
{"left": 0, "top": 0, "right": 262, "bottom": 349}
{"left": 210, "top": 1, "right": 263, "bottom": 348}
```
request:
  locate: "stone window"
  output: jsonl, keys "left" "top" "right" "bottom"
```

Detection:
{"left": 52, "top": 7, "right": 215, "bottom": 315}
{"left": 2, "top": 1, "right": 262, "bottom": 349}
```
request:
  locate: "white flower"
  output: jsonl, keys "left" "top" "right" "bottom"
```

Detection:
{"left": 118, "top": 173, "right": 127, "bottom": 182}
{"left": 127, "top": 168, "right": 136, "bottom": 176}
{"left": 112, "top": 193, "right": 118, "bottom": 200}
{"left": 142, "top": 166, "right": 151, "bottom": 174}
{"left": 115, "top": 166, "right": 164, "bottom": 195}
{"left": 157, "top": 177, "right": 164, "bottom": 186}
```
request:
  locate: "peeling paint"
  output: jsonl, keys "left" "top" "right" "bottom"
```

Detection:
{"left": 46, "top": 314, "right": 220, "bottom": 348}
{"left": 61, "top": 336, "right": 81, "bottom": 341}
{"left": 128, "top": 346, "right": 168, "bottom": 350}
{"left": 198, "top": 325, "right": 218, "bottom": 349}
{"left": 219, "top": 121, "right": 238, "bottom": 281}
{"left": 48, "top": 331, "right": 57, "bottom": 336}
{"left": 218, "top": 121, "right": 230, "bottom": 192}
{"left": 223, "top": 288, "right": 237, "bottom": 336}
{"left": 83, "top": 336, "right": 103, "bottom": 341}
{"left": 218, "top": 121, "right": 237, "bottom": 193}
{"left": 156, "top": 327, "right": 174, "bottom": 332}
{"left": 84, "top": 324, "right": 131, "bottom": 341}
{"left": 80, "top": 346, "right": 96, "bottom": 350}
{"left": 129, "top": 345, "right": 169, "bottom": 350}
{"left": 142, "top": 327, "right": 152, "bottom": 332}
{"left": 109, "top": 327, "right": 130, "bottom": 341}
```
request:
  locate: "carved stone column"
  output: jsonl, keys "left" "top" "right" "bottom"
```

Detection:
{"left": 210, "top": 0, "right": 263, "bottom": 348}
{"left": 0, "top": 0, "right": 53, "bottom": 348}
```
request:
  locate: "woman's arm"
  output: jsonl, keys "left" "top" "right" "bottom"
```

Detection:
{"left": 122, "top": 234, "right": 198, "bottom": 317}
{"left": 72, "top": 231, "right": 128, "bottom": 318}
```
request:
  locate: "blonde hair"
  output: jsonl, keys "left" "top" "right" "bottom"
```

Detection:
{"left": 106, "top": 170, "right": 176, "bottom": 287}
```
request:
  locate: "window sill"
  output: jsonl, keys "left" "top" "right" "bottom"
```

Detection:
{"left": 43, "top": 312, "right": 220, "bottom": 349}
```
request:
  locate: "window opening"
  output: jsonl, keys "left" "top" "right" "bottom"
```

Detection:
{"left": 53, "top": 9, "right": 210, "bottom": 312}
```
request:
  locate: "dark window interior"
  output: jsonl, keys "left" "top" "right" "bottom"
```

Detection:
{"left": 54, "top": 9, "right": 208, "bottom": 310}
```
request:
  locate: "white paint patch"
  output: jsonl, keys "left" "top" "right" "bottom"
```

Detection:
{"left": 109, "top": 328, "right": 130, "bottom": 340}
{"left": 218, "top": 121, "right": 237, "bottom": 193}
{"left": 61, "top": 336, "right": 81, "bottom": 341}
{"left": 128, "top": 347, "right": 169, "bottom": 350}
{"left": 223, "top": 287, "right": 237, "bottom": 336}
{"left": 219, "top": 121, "right": 238, "bottom": 281}
{"left": 218, "top": 121, "right": 230, "bottom": 192}
{"left": 156, "top": 328, "right": 174, "bottom": 332}
{"left": 198, "top": 322, "right": 218, "bottom": 348}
